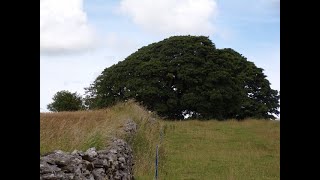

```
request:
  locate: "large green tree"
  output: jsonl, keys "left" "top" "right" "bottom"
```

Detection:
{"left": 85, "top": 36, "right": 280, "bottom": 120}
{"left": 47, "top": 90, "right": 84, "bottom": 112}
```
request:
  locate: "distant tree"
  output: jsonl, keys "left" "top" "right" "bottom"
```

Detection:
{"left": 47, "top": 90, "right": 84, "bottom": 112}
{"left": 84, "top": 35, "right": 280, "bottom": 120}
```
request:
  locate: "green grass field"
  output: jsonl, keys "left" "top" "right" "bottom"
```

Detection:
{"left": 40, "top": 102, "right": 280, "bottom": 180}
{"left": 159, "top": 120, "right": 280, "bottom": 180}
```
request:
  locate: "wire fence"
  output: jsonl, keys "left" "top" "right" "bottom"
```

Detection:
{"left": 154, "top": 126, "right": 164, "bottom": 180}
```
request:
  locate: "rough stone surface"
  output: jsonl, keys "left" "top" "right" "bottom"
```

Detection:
{"left": 124, "top": 119, "right": 137, "bottom": 134}
{"left": 40, "top": 121, "right": 137, "bottom": 180}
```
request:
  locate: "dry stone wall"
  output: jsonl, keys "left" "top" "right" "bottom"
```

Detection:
{"left": 40, "top": 120, "right": 137, "bottom": 180}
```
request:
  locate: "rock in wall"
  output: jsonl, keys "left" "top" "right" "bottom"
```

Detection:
{"left": 40, "top": 120, "right": 137, "bottom": 180}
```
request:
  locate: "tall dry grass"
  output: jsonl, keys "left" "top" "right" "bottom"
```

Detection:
{"left": 41, "top": 109, "right": 119, "bottom": 154}
{"left": 40, "top": 100, "right": 163, "bottom": 179}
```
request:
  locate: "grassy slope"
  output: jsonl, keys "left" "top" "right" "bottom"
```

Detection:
{"left": 40, "top": 101, "right": 163, "bottom": 179}
{"left": 40, "top": 102, "right": 280, "bottom": 179}
{"left": 160, "top": 120, "right": 280, "bottom": 180}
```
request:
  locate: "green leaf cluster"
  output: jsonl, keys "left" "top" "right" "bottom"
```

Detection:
{"left": 47, "top": 90, "right": 84, "bottom": 112}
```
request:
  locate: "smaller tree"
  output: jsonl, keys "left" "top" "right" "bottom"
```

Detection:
{"left": 47, "top": 90, "right": 84, "bottom": 112}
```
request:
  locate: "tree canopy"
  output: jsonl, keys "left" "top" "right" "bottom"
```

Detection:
{"left": 47, "top": 90, "right": 84, "bottom": 112}
{"left": 84, "top": 35, "right": 280, "bottom": 120}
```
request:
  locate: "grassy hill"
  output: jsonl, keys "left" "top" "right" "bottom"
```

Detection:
{"left": 160, "top": 120, "right": 280, "bottom": 179}
{"left": 40, "top": 101, "right": 280, "bottom": 179}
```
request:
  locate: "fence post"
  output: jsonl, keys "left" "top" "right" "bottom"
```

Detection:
{"left": 155, "top": 126, "right": 164, "bottom": 180}
{"left": 155, "top": 144, "right": 159, "bottom": 180}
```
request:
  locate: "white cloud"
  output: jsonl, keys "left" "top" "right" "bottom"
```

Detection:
{"left": 118, "top": 0, "right": 218, "bottom": 36}
{"left": 40, "top": 0, "right": 97, "bottom": 55}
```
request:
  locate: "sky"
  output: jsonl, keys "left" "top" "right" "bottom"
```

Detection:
{"left": 40, "top": 0, "right": 280, "bottom": 113}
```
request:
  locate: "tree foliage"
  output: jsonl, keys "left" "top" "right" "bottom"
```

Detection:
{"left": 47, "top": 90, "right": 84, "bottom": 112}
{"left": 84, "top": 35, "right": 280, "bottom": 120}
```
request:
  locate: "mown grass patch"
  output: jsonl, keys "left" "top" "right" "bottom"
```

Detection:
{"left": 160, "top": 120, "right": 280, "bottom": 180}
